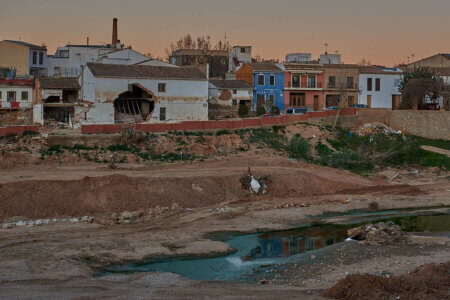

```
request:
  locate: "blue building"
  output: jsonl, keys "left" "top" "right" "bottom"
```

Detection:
{"left": 237, "top": 63, "right": 285, "bottom": 112}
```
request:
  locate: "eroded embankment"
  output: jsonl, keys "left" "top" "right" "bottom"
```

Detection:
{"left": 0, "top": 166, "right": 384, "bottom": 221}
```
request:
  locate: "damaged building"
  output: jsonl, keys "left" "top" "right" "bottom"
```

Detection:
{"left": 80, "top": 63, "right": 208, "bottom": 124}
{"left": 208, "top": 79, "right": 252, "bottom": 108}
{"left": 33, "top": 77, "right": 80, "bottom": 125}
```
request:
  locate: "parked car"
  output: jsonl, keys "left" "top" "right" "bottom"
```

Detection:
{"left": 260, "top": 113, "right": 276, "bottom": 117}
{"left": 350, "top": 104, "right": 369, "bottom": 108}
{"left": 324, "top": 106, "right": 338, "bottom": 110}
{"left": 286, "top": 108, "right": 309, "bottom": 115}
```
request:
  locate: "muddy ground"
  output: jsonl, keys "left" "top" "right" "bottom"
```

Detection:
{"left": 0, "top": 131, "right": 449, "bottom": 298}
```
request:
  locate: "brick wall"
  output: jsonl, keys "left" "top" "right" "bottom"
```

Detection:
{"left": 0, "top": 125, "right": 39, "bottom": 137}
{"left": 81, "top": 108, "right": 357, "bottom": 134}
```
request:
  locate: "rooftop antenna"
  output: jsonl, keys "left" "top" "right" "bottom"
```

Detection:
{"left": 324, "top": 43, "right": 328, "bottom": 55}
{"left": 224, "top": 32, "right": 228, "bottom": 43}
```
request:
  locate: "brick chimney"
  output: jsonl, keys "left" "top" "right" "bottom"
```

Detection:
{"left": 112, "top": 18, "right": 118, "bottom": 46}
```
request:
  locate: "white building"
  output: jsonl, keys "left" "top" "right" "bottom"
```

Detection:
{"left": 47, "top": 45, "right": 148, "bottom": 77}
{"left": 229, "top": 46, "right": 252, "bottom": 72}
{"left": 208, "top": 79, "right": 252, "bottom": 107}
{"left": 80, "top": 63, "right": 209, "bottom": 124}
{"left": 285, "top": 53, "right": 311, "bottom": 63}
{"left": 320, "top": 53, "right": 341, "bottom": 64}
{"left": 0, "top": 79, "right": 33, "bottom": 109}
{"left": 135, "top": 59, "right": 179, "bottom": 68}
{"left": 358, "top": 66, "right": 403, "bottom": 109}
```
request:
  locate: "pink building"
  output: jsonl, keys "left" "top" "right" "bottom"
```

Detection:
{"left": 284, "top": 63, "right": 325, "bottom": 111}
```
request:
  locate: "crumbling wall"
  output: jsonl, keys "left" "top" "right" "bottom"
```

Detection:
{"left": 0, "top": 109, "right": 33, "bottom": 125}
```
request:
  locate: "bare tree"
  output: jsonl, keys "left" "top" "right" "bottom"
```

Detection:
{"left": 357, "top": 58, "right": 372, "bottom": 66}
{"left": 165, "top": 34, "right": 228, "bottom": 60}
{"left": 332, "top": 74, "right": 353, "bottom": 129}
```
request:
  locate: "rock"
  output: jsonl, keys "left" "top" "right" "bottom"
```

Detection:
{"left": 35, "top": 219, "right": 48, "bottom": 226}
{"left": 2, "top": 223, "right": 14, "bottom": 229}
{"left": 171, "top": 203, "right": 180, "bottom": 210}
{"left": 250, "top": 177, "right": 261, "bottom": 193}
{"left": 15, "top": 221, "right": 27, "bottom": 227}
{"left": 259, "top": 279, "right": 267, "bottom": 285}
{"left": 120, "top": 211, "right": 133, "bottom": 220}
{"left": 311, "top": 255, "right": 317, "bottom": 260}
{"left": 111, "top": 213, "right": 118, "bottom": 220}
{"left": 155, "top": 206, "right": 161, "bottom": 213}
{"left": 70, "top": 218, "right": 79, "bottom": 223}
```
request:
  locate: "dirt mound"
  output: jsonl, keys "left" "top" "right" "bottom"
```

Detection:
{"left": 323, "top": 262, "right": 450, "bottom": 300}
{"left": 347, "top": 221, "right": 407, "bottom": 245}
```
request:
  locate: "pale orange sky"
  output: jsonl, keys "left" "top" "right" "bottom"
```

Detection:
{"left": 1, "top": 0, "right": 449, "bottom": 66}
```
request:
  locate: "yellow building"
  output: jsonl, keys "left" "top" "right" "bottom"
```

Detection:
{"left": 0, "top": 40, "right": 47, "bottom": 77}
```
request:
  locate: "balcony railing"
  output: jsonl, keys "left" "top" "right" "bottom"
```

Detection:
{"left": 287, "top": 81, "right": 323, "bottom": 89}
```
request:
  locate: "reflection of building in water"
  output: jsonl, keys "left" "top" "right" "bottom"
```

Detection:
{"left": 248, "top": 226, "right": 347, "bottom": 259}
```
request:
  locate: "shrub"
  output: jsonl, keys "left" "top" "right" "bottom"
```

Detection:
{"left": 287, "top": 136, "right": 311, "bottom": 159}
{"left": 238, "top": 104, "right": 249, "bottom": 117}
{"left": 256, "top": 106, "right": 266, "bottom": 116}
{"left": 270, "top": 106, "right": 280, "bottom": 115}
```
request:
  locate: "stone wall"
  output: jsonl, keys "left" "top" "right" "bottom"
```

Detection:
{"left": 355, "top": 108, "right": 450, "bottom": 140}
{"left": 0, "top": 109, "right": 33, "bottom": 125}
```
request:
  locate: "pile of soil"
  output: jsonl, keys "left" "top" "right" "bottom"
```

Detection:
{"left": 323, "top": 262, "right": 450, "bottom": 300}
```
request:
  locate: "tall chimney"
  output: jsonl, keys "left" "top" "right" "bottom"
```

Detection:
{"left": 112, "top": 18, "right": 118, "bottom": 46}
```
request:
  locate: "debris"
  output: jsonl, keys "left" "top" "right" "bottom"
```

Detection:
{"left": 388, "top": 173, "right": 399, "bottom": 182}
{"left": 239, "top": 166, "right": 268, "bottom": 195}
{"left": 250, "top": 177, "right": 261, "bottom": 193}
{"left": 368, "top": 201, "right": 380, "bottom": 212}
{"left": 347, "top": 221, "right": 407, "bottom": 245}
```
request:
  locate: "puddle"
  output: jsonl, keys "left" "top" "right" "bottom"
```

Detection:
{"left": 100, "top": 212, "right": 450, "bottom": 281}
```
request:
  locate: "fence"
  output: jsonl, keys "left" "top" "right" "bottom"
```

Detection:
{"left": 81, "top": 108, "right": 357, "bottom": 134}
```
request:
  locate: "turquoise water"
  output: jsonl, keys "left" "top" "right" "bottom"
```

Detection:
{"left": 100, "top": 212, "right": 450, "bottom": 281}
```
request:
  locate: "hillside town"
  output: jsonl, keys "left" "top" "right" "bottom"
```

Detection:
{"left": 0, "top": 18, "right": 448, "bottom": 129}
{"left": 0, "top": 15, "right": 449, "bottom": 300}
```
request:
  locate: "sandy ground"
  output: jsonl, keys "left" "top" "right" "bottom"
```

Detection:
{"left": 0, "top": 154, "right": 449, "bottom": 298}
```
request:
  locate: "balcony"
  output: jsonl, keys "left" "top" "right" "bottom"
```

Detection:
{"left": 286, "top": 81, "right": 323, "bottom": 89}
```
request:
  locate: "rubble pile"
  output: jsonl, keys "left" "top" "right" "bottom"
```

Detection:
{"left": 356, "top": 123, "right": 402, "bottom": 136}
{"left": 347, "top": 221, "right": 407, "bottom": 245}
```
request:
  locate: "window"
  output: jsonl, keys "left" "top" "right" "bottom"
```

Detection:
{"left": 307, "top": 76, "right": 316, "bottom": 88}
{"left": 375, "top": 78, "right": 381, "bottom": 91}
{"left": 39, "top": 52, "right": 43, "bottom": 65}
{"left": 0, "top": 91, "right": 2, "bottom": 100}
{"left": 268, "top": 94, "right": 275, "bottom": 106}
{"left": 32, "top": 51, "right": 37, "bottom": 65}
{"left": 240, "top": 47, "right": 246, "bottom": 53}
{"left": 158, "top": 83, "right": 166, "bottom": 93}
{"left": 347, "top": 77, "right": 354, "bottom": 89}
{"left": 269, "top": 75, "right": 275, "bottom": 86}
{"left": 292, "top": 75, "right": 300, "bottom": 88}
{"left": 328, "top": 76, "right": 336, "bottom": 88}
{"left": 367, "top": 78, "right": 373, "bottom": 91}
{"left": 233, "top": 90, "right": 237, "bottom": 95}
{"left": 7, "top": 91, "right": 16, "bottom": 102}
{"left": 258, "top": 74, "right": 265, "bottom": 86}
{"left": 159, "top": 107, "right": 166, "bottom": 121}
{"left": 21, "top": 91, "right": 28, "bottom": 101}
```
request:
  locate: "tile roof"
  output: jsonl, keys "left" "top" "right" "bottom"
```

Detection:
{"left": 209, "top": 79, "right": 252, "bottom": 89}
{"left": 87, "top": 63, "right": 206, "bottom": 80}
{"left": 38, "top": 77, "right": 80, "bottom": 90}
{"left": 246, "top": 63, "right": 282, "bottom": 72}
{"left": 358, "top": 66, "right": 402, "bottom": 75}
{"left": 0, "top": 79, "right": 33, "bottom": 86}
{"left": 3, "top": 40, "right": 46, "bottom": 50}
{"left": 284, "top": 63, "right": 323, "bottom": 71}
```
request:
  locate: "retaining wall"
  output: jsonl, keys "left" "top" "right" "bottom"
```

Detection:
{"left": 0, "top": 125, "right": 39, "bottom": 137}
{"left": 81, "top": 108, "right": 357, "bottom": 134}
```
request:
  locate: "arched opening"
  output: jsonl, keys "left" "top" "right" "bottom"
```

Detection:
{"left": 114, "top": 84, "right": 155, "bottom": 123}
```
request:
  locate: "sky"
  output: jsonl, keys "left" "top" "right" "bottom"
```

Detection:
{"left": 1, "top": 0, "right": 449, "bottom": 66}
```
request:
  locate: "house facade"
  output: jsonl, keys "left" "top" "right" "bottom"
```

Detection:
{"left": 81, "top": 63, "right": 208, "bottom": 124}
{"left": 169, "top": 49, "right": 229, "bottom": 78}
{"left": 358, "top": 66, "right": 402, "bottom": 109}
{"left": 0, "top": 40, "right": 47, "bottom": 77}
{"left": 33, "top": 77, "right": 80, "bottom": 125}
{"left": 47, "top": 45, "right": 148, "bottom": 77}
{"left": 322, "top": 64, "right": 359, "bottom": 107}
{"left": 0, "top": 79, "right": 33, "bottom": 109}
{"left": 208, "top": 79, "right": 252, "bottom": 108}
{"left": 229, "top": 46, "right": 252, "bottom": 72}
{"left": 236, "top": 63, "right": 285, "bottom": 111}
{"left": 284, "top": 63, "right": 324, "bottom": 111}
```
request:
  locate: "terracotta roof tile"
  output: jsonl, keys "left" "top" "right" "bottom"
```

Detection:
{"left": 38, "top": 77, "right": 80, "bottom": 89}
{"left": 87, "top": 63, "right": 206, "bottom": 80}
{"left": 246, "top": 63, "right": 282, "bottom": 72}
{"left": 209, "top": 79, "right": 251, "bottom": 89}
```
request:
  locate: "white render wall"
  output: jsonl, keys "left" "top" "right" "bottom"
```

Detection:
{"left": 0, "top": 86, "right": 33, "bottom": 108}
{"left": 358, "top": 73, "right": 402, "bottom": 108}
{"left": 81, "top": 67, "right": 208, "bottom": 123}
